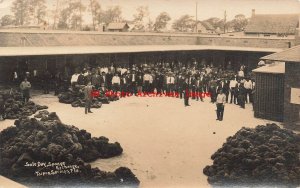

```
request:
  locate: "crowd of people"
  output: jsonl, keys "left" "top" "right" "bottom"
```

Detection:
{"left": 9, "top": 58, "right": 255, "bottom": 119}
{"left": 66, "top": 59, "right": 255, "bottom": 109}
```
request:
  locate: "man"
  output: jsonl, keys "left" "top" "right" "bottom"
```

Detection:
{"left": 183, "top": 78, "right": 190, "bottom": 107}
{"left": 143, "top": 71, "right": 152, "bottom": 93}
{"left": 106, "top": 70, "right": 113, "bottom": 91}
{"left": 229, "top": 76, "right": 238, "bottom": 104}
{"left": 120, "top": 73, "right": 129, "bottom": 97}
{"left": 166, "top": 72, "right": 175, "bottom": 96}
{"left": 244, "top": 78, "right": 253, "bottom": 103}
{"left": 71, "top": 71, "right": 80, "bottom": 89}
{"left": 154, "top": 71, "right": 164, "bottom": 95}
{"left": 217, "top": 79, "right": 230, "bottom": 103}
{"left": 91, "top": 70, "right": 101, "bottom": 90}
{"left": 0, "top": 95, "right": 4, "bottom": 121}
{"left": 195, "top": 76, "right": 204, "bottom": 102}
{"left": 20, "top": 77, "right": 31, "bottom": 103}
{"left": 216, "top": 90, "right": 226, "bottom": 121}
{"left": 129, "top": 70, "right": 137, "bottom": 95}
{"left": 83, "top": 81, "right": 93, "bottom": 114}
{"left": 238, "top": 83, "right": 246, "bottom": 109}
{"left": 112, "top": 73, "right": 120, "bottom": 93}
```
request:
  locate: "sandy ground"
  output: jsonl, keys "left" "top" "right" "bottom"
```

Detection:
{"left": 0, "top": 93, "right": 278, "bottom": 188}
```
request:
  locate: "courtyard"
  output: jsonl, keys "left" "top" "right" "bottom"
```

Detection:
{"left": 0, "top": 93, "right": 277, "bottom": 187}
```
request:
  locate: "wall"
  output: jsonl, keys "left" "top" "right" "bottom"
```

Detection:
{"left": 254, "top": 72, "right": 285, "bottom": 122}
{"left": 0, "top": 31, "right": 295, "bottom": 49}
{"left": 284, "top": 62, "right": 300, "bottom": 123}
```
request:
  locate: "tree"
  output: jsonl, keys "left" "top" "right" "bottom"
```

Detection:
{"left": 230, "top": 14, "right": 248, "bottom": 32}
{"left": 132, "top": 6, "right": 149, "bottom": 31}
{"left": 172, "top": 15, "right": 195, "bottom": 32}
{"left": 29, "top": 0, "right": 47, "bottom": 24}
{"left": 145, "top": 18, "right": 154, "bottom": 32}
{"left": 101, "top": 6, "right": 122, "bottom": 24}
{"left": 57, "top": 0, "right": 86, "bottom": 30}
{"left": 153, "top": 12, "right": 171, "bottom": 32}
{"left": 89, "top": 0, "right": 101, "bottom": 30}
{"left": 1, "top": 15, "right": 15, "bottom": 26}
{"left": 11, "top": 0, "right": 31, "bottom": 25}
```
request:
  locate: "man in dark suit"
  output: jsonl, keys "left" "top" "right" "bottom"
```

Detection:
{"left": 183, "top": 78, "right": 190, "bottom": 107}
{"left": 217, "top": 79, "right": 230, "bottom": 103}
{"left": 120, "top": 73, "right": 129, "bottom": 97}
{"left": 129, "top": 70, "right": 137, "bottom": 95}
{"left": 238, "top": 83, "right": 246, "bottom": 109}
{"left": 106, "top": 71, "right": 113, "bottom": 91}
{"left": 83, "top": 81, "right": 93, "bottom": 114}
{"left": 177, "top": 74, "right": 185, "bottom": 99}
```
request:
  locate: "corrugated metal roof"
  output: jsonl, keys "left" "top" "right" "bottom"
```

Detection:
{"left": 253, "top": 62, "right": 285, "bottom": 74}
{"left": 245, "top": 14, "right": 299, "bottom": 34}
{"left": 0, "top": 45, "right": 282, "bottom": 57}
{"left": 107, "top": 23, "right": 129, "bottom": 30}
{"left": 261, "top": 45, "right": 300, "bottom": 62}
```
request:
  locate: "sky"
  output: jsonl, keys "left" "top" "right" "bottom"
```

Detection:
{"left": 0, "top": 0, "right": 299, "bottom": 24}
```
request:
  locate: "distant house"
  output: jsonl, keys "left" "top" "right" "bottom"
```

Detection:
{"left": 106, "top": 23, "right": 129, "bottom": 32}
{"left": 194, "top": 21, "right": 216, "bottom": 34}
{"left": 245, "top": 10, "right": 299, "bottom": 37}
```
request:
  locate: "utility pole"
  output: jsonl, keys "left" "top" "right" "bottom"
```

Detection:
{"left": 79, "top": 0, "right": 82, "bottom": 30}
{"left": 195, "top": 2, "right": 198, "bottom": 33}
{"left": 53, "top": 0, "right": 59, "bottom": 29}
{"left": 223, "top": 10, "right": 227, "bottom": 33}
{"left": 90, "top": 0, "right": 95, "bottom": 31}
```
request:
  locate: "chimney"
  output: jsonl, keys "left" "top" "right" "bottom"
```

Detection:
{"left": 252, "top": 9, "right": 255, "bottom": 17}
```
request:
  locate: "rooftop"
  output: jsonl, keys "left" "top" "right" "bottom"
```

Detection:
{"left": 253, "top": 62, "right": 285, "bottom": 74}
{"left": 107, "top": 23, "right": 129, "bottom": 30}
{"left": 261, "top": 45, "right": 300, "bottom": 62}
{"left": 245, "top": 14, "right": 299, "bottom": 34}
{"left": 0, "top": 45, "right": 282, "bottom": 57}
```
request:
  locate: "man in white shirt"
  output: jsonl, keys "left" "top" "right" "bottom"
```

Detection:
{"left": 121, "top": 67, "right": 128, "bottom": 75}
{"left": 166, "top": 73, "right": 175, "bottom": 94}
{"left": 244, "top": 78, "right": 253, "bottom": 103}
{"left": 112, "top": 73, "right": 120, "bottom": 93}
{"left": 238, "top": 69, "right": 244, "bottom": 79}
{"left": 216, "top": 90, "right": 226, "bottom": 121}
{"left": 229, "top": 76, "right": 238, "bottom": 104}
{"left": 71, "top": 72, "right": 80, "bottom": 88}
{"left": 143, "top": 72, "right": 151, "bottom": 93}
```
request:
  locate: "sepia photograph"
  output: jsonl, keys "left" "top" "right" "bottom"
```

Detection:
{"left": 0, "top": 0, "right": 300, "bottom": 187}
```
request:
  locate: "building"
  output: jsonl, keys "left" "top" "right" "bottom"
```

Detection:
{"left": 253, "top": 62, "right": 285, "bottom": 122}
{"left": 194, "top": 21, "right": 216, "bottom": 34}
{"left": 245, "top": 10, "right": 299, "bottom": 37}
{"left": 106, "top": 23, "right": 129, "bottom": 32}
{"left": 256, "top": 45, "right": 300, "bottom": 128}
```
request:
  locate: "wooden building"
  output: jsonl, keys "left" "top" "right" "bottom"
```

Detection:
{"left": 253, "top": 63, "right": 285, "bottom": 122}
{"left": 106, "top": 23, "right": 129, "bottom": 32}
{"left": 259, "top": 45, "right": 300, "bottom": 126}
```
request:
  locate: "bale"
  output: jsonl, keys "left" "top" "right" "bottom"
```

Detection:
{"left": 0, "top": 113, "right": 138, "bottom": 187}
{"left": 203, "top": 124, "right": 300, "bottom": 187}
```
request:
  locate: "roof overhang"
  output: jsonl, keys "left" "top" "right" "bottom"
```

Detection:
{"left": 0, "top": 45, "right": 283, "bottom": 57}
{"left": 260, "top": 45, "right": 300, "bottom": 63}
{"left": 253, "top": 62, "right": 285, "bottom": 74}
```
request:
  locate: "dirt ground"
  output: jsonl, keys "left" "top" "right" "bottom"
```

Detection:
{"left": 0, "top": 93, "right": 278, "bottom": 188}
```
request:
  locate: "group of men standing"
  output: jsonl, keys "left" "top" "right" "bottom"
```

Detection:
{"left": 68, "top": 61, "right": 254, "bottom": 118}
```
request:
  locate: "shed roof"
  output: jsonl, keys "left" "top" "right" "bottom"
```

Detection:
{"left": 0, "top": 45, "right": 282, "bottom": 57}
{"left": 261, "top": 45, "right": 300, "bottom": 63}
{"left": 253, "top": 62, "right": 285, "bottom": 74}
{"left": 245, "top": 14, "right": 299, "bottom": 34}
